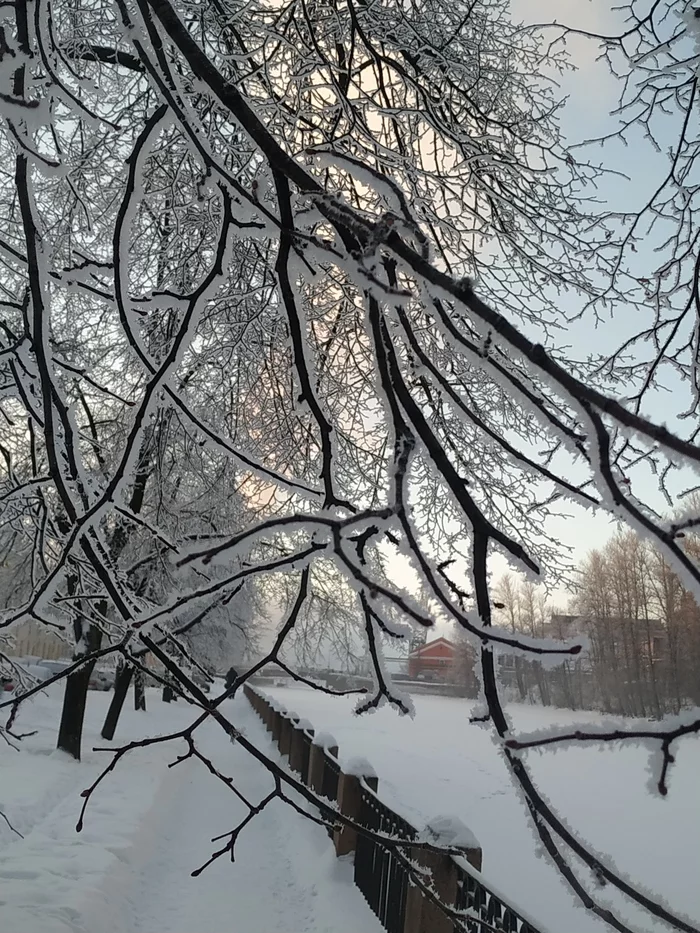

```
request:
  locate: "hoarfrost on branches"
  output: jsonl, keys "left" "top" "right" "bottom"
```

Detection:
{"left": 0, "top": 0, "right": 699, "bottom": 931}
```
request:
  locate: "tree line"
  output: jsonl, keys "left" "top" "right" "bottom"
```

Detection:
{"left": 495, "top": 529, "right": 700, "bottom": 717}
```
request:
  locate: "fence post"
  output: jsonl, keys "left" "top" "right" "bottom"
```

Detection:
{"left": 404, "top": 851, "right": 456, "bottom": 933}
{"left": 403, "top": 818, "right": 481, "bottom": 933}
{"left": 264, "top": 699, "right": 274, "bottom": 731}
{"left": 334, "top": 759, "right": 377, "bottom": 857}
{"left": 300, "top": 730, "right": 314, "bottom": 783}
{"left": 288, "top": 723, "right": 303, "bottom": 771}
{"left": 289, "top": 719, "right": 312, "bottom": 774}
{"left": 271, "top": 707, "right": 283, "bottom": 745}
{"left": 308, "top": 733, "right": 338, "bottom": 793}
{"left": 279, "top": 712, "right": 296, "bottom": 758}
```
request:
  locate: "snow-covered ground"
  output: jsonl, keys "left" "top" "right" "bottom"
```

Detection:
{"left": 0, "top": 685, "right": 383, "bottom": 933}
{"left": 2, "top": 681, "right": 696, "bottom": 933}
{"left": 266, "top": 685, "right": 700, "bottom": 933}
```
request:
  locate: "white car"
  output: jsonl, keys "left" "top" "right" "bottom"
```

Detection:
{"left": 41, "top": 659, "right": 114, "bottom": 691}
{"left": 38, "top": 659, "right": 73, "bottom": 680}
{"left": 21, "top": 663, "right": 53, "bottom": 683}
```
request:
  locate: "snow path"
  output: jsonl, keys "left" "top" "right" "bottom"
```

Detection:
{"left": 0, "top": 689, "right": 191, "bottom": 933}
{"left": 0, "top": 689, "right": 383, "bottom": 933}
{"left": 123, "top": 701, "right": 383, "bottom": 933}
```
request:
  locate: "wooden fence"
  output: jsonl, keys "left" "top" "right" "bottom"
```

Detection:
{"left": 243, "top": 684, "right": 545, "bottom": 933}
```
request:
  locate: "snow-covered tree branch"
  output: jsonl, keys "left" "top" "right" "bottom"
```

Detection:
{"left": 1, "top": 1, "right": 699, "bottom": 931}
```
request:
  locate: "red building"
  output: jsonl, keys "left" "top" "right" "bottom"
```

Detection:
{"left": 407, "top": 637, "right": 457, "bottom": 681}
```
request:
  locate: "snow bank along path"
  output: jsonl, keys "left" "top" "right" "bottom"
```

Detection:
{"left": 267, "top": 685, "right": 700, "bottom": 933}
{"left": 0, "top": 685, "right": 384, "bottom": 933}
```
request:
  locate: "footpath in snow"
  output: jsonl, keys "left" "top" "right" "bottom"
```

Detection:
{"left": 122, "top": 704, "right": 384, "bottom": 933}
{"left": 0, "top": 686, "right": 383, "bottom": 933}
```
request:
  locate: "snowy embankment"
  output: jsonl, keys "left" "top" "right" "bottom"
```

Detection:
{"left": 0, "top": 685, "right": 383, "bottom": 933}
{"left": 267, "top": 685, "right": 700, "bottom": 933}
{"left": 0, "top": 684, "right": 187, "bottom": 933}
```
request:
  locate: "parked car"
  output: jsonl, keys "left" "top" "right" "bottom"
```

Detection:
{"left": 38, "top": 659, "right": 73, "bottom": 680}
{"left": 89, "top": 669, "right": 114, "bottom": 691}
{"left": 20, "top": 663, "right": 53, "bottom": 683}
{"left": 42, "top": 660, "right": 116, "bottom": 691}
{"left": 416, "top": 671, "right": 438, "bottom": 682}
{"left": 2, "top": 658, "right": 105, "bottom": 692}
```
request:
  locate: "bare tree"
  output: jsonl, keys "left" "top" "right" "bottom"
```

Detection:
{"left": 494, "top": 574, "right": 528, "bottom": 701}
{"left": 574, "top": 529, "right": 700, "bottom": 717}
{"left": 1, "top": 2, "right": 700, "bottom": 932}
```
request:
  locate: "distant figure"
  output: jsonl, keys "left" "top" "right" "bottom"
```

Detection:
{"left": 225, "top": 666, "right": 238, "bottom": 692}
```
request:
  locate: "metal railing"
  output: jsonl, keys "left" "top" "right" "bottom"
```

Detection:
{"left": 321, "top": 749, "right": 340, "bottom": 803}
{"left": 453, "top": 859, "right": 542, "bottom": 933}
{"left": 299, "top": 728, "right": 312, "bottom": 784}
{"left": 244, "top": 685, "right": 544, "bottom": 933}
{"left": 354, "top": 782, "right": 415, "bottom": 933}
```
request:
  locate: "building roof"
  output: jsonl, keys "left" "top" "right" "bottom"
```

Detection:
{"left": 408, "top": 637, "right": 456, "bottom": 658}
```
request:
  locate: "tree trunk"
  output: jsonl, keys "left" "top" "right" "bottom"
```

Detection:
{"left": 531, "top": 661, "right": 550, "bottom": 706}
{"left": 134, "top": 671, "right": 146, "bottom": 711}
{"left": 56, "top": 607, "right": 102, "bottom": 759}
{"left": 101, "top": 663, "right": 133, "bottom": 740}
{"left": 56, "top": 659, "right": 97, "bottom": 760}
{"left": 96, "top": 462, "right": 154, "bottom": 738}
{"left": 643, "top": 622, "right": 663, "bottom": 718}
{"left": 514, "top": 657, "right": 527, "bottom": 701}
{"left": 55, "top": 563, "right": 102, "bottom": 759}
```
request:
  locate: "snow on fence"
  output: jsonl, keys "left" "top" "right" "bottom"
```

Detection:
{"left": 242, "top": 684, "right": 545, "bottom": 933}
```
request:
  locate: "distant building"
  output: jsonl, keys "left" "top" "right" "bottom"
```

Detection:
{"left": 547, "top": 613, "right": 667, "bottom": 665}
{"left": 407, "top": 636, "right": 456, "bottom": 681}
{"left": 5, "top": 620, "right": 69, "bottom": 660}
{"left": 382, "top": 656, "right": 409, "bottom": 677}
{"left": 542, "top": 613, "right": 581, "bottom": 639}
